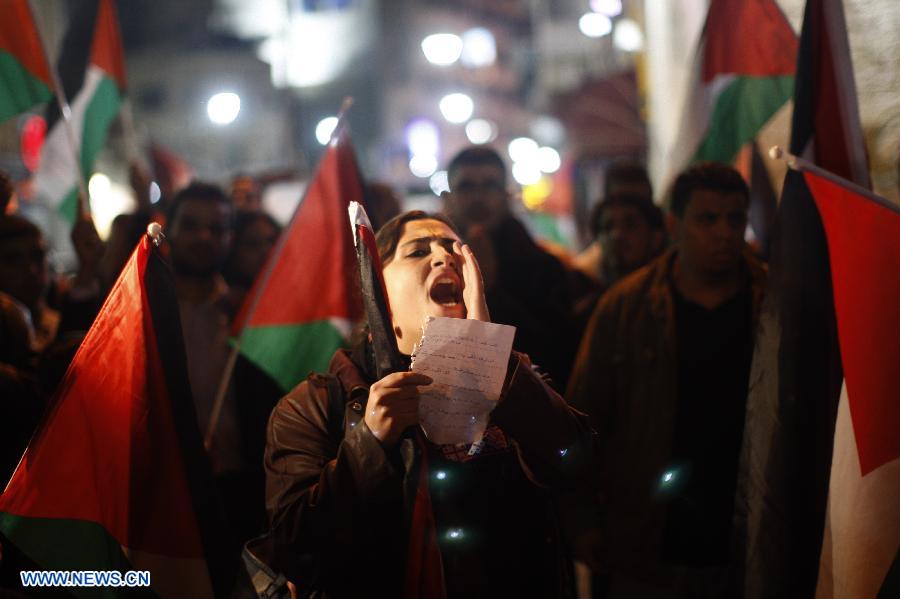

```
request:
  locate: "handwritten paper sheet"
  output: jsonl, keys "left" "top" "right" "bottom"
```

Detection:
{"left": 411, "top": 317, "right": 516, "bottom": 445}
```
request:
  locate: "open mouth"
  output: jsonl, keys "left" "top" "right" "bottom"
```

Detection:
{"left": 429, "top": 276, "right": 462, "bottom": 307}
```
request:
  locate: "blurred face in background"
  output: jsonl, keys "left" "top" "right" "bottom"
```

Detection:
{"left": 673, "top": 189, "right": 747, "bottom": 278}
{"left": 598, "top": 203, "right": 660, "bottom": 277}
{"left": 229, "top": 215, "right": 279, "bottom": 287}
{"left": 446, "top": 164, "right": 509, "bottom": 232}
{"left": 169, "top": 198, "right": 233, "bottom": 278}
{"left": 0, "top": 232, "right": 48, "bottom": 313}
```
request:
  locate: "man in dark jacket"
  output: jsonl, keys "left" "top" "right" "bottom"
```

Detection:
{"left": 567, "top": 163, "right": 767, "bottom": 597}
{"left": 442, "top": 146, "right": 579, "bottom": 391}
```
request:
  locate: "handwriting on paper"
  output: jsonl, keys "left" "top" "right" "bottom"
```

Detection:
{"left": 411, "top": 317, "right": 516, "bottom": 445}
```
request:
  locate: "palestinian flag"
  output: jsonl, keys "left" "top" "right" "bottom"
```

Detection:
{"left": 667, "top": 0, "right": 797, "bottom": 184}
{"left": 233, "top": 127, "right": 364, "bottom": 392}
{"left": 805, "top": 172, "right": 900, "bottom": 598}
{"left": 0, "top": 0, "right": 53, "bottom": 122}
{"left": 349, "top": 201, "right": 405, "bottom": 380}
{"left": 33, "top": 0, "right": 126, "bottom": 222}
{"left": 737, "top": 1, "right": 878, "bottom": 597}
{"left": 0, "top": 233, "right": 231, "bottom": 598}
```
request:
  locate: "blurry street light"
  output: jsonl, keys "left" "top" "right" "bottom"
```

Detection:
{"left": 538, "top": 147, "right": 561, "bottom": 173}
{"left": 590, "top": 0, "right": 623, "bottom": 17}
{"left": 614, "top": 19, "right": 645, "bottom": 52}
{"left": 512, "top": 161, "right": 542, "bottom": 186}
{"left": 405, "top": 118, "right": 440, "bottom": 157}
{"left": 207, "top": 92, "right": 241, "bottom": 125}
{"left": 465, "top": 118, "right": 497, "bottom": 144}
{"left": 460, "top": 28, "right": 496, "bottom": 68}
{"left": 429, "top": 170, "right": 450, "bottom": 196}
{"left": 439, "top": 93, "right": 474, "bottom": 124}
{"left": 88, "top": 173, "right": 111, "bottom": 200}
{"left": 421, "top": 33, "right": 463, "bottom": 66}
{"left": 315, "top": 116, "right": 339, "bottom": 145}
{"left": 579, "top": 13, "right": 612, "bottom": 38}
{"left": 508, "top": 137, "right": 539, "bottom": 163}
{"left": 409, "top": 154, "right": 438, "bottom": 178}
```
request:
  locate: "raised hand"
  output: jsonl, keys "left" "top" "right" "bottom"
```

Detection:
{"left": 454, "top": 240, "right": 490, "bottom": 322}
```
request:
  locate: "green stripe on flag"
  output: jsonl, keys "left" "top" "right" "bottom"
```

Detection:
{"left": 694, "top": 75, "right": 794, "bottom": 164}
{"left": 80, "top": 74, "right": 121, "bottom": 179}
{"left": 58, "top": 187, "right": 80, "bottom": 222}
{"left": 0, "top": 512, "right": 158, "bottom": 598}
{"left": 0, "top": 50, "right": 52, "bottom": 122}
{"left": 238, "top": 320, "right": 348, "bottom": 392}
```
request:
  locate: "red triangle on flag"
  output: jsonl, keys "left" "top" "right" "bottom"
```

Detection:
{"left": 702, "top": 0, "right": 797, "bottom": 82}
{"left": 806, "top": 171, "right": 900, "bottom": 475}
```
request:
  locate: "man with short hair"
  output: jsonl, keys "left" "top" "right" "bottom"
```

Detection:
{"left": 587, "top": 192, "right": 666, "bottom": 290}
{"left": 443, "top": 146, "right": 578, "bottom": 391}
{"left": 0, "top": 215, "right": 56, "bottom": 352}
{"left": 567, "top": 162, "right": 766, "bottom": 597}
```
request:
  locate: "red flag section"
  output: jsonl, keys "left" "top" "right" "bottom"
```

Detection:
{"left": 232, "top": 129, "right": 365, "bottom": 392}
{"left": 237, "top": 135, "right": 363, "bottom": 329}
{"left": 0, "top": 0, "right": 52, "bottom": 86}
{"left": 0, "top": 236, "right": 222, "bottom": 597}
{"left": 702, "top": 0, "right": 797, "bottom": 81}
{"left": 805, "top": 172, "right": 900, "bottom": 475}
{"left": 90, "top": 0, "right": 127, "bottom": 89}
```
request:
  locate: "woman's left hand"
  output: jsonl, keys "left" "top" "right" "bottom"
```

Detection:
{"left": 454, "top": 240, "right": 490, "bottom": 322}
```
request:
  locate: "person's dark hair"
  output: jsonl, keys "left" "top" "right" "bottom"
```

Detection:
{"left": 589, "top": 193, "right": 664, "bottom": 237}
{"left": 0, "top": 170, "right": 13, "bottom": 214}
{"left": 375, "top": 211, "right": 459, "bottom": 265}
{"left": 604, "top": 160, "right": 653, "bottom": 198}
{"left": 166, "top": 181, "right": 232, "bottom": 226}
{"left": 0, "top": 214, "right": 42, "bottom": 244}
{"left": 670, "top": 162, "right": 750, "bottom": 217}
{"left": 447, "top": 146, "right": 507, "bottom": 188}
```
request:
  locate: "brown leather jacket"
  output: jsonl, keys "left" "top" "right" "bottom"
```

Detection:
{"left": 264, "top": 348, "right": 593, "bottom": 598}
{"left": 566, "top": 248, "right": 766, "bottom": 580}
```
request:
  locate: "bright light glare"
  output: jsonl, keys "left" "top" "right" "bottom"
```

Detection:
{"left": 512, "top": 161, "right": 542, "bottom": 186}
{"left": 89, "top": 173, "right": 111, "bottom": 199}
{"left": 405, "top": 119, "right": 440, "bottom": 157}
{"left": 207, "top": 92, "right": 241, "bottom": 125}
{"left": 590, "top": 0, "right": 623, "bottom": 17}
{"left": 538, "top": 147, "right": 561, "bottom": 173}
{"left": 508, "top": 137, "right": 539, "bottom": 163}
{"left": 435, "top": 470, "right": 448, "bottom": 480}
{"left": 429, "top": 170, "right": 450, "bottom": 196}
{"left": 421, "top": 33, "right": 463, "bottom": 66}
{"left": 465, "top": 118, "right": 497, "bottom": 144}
{"left": 579, "top": 13, "right": 612, "bottom": 38}
{"left": 409, "top": 155, "right": 438, "bottom": 178}
{"left": 460, "top": 28, "right": 496, "bottom": 68}
{"left": 316, "top": 116, "right": 339, "bottom": 145}
{"left": 614, "top": 19, "right": 645, "bottom": 52}
{"left": 531, "top": 115, "right": 565, "bottom": 146}
{"left": 439, "top": 93, "right": 474, "bottom": 124}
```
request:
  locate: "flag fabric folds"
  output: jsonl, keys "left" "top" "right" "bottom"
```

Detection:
{"left": 667, "top": 0, "right": 797, "bottom": 184}
{"left": 738, "top": 1, "right": 877, "bottom": 597}
{"left": 233, "top": 129, "right": 364, "bottom": 392}
{"left": 348, "top": 201, "right": 405, "bottom": 380}
{"left": 804, "top": 172, "right": 900, "bottom": 599}
{"left": 0, "top": 0, "right": 53, "bottom": 122}
{"left": 0, "top": 234, "right": 230, "bottom": 598}
{"left": 33, "top": 0, "right": 127, "bottom": 222}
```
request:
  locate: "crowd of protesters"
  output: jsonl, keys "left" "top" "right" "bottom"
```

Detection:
{"left": 1, "top": 146, "right": 766, "bottom": 598}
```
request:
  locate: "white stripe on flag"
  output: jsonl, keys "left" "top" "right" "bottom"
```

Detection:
{"left": 816, "top": 381, "right": 900, "bottom": 598}
{"left": 34, "top": 66, "right": 106, "bottom": 208}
